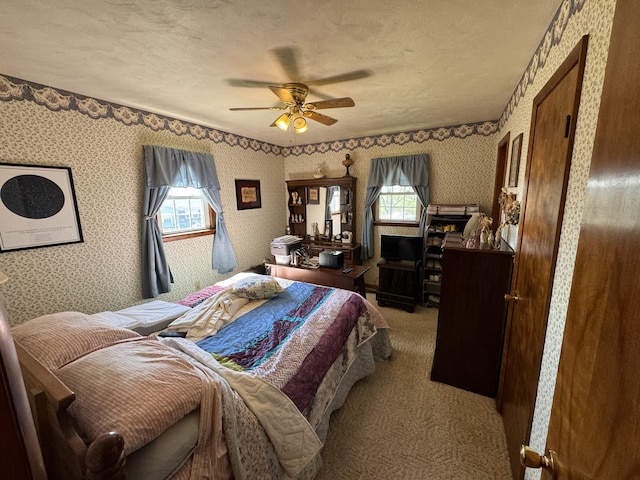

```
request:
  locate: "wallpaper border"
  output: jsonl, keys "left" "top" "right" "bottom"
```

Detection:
{"left": 0, "top": 73, "right": 496, "bottom": 157}
{"left": 0, "top": 1, "right": 585, "bottom": 157}
{"left": 499, "top": 0, "right": 586, "bottom": 128}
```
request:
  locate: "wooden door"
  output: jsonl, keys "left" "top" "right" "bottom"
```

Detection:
{"left": 497, "top": 37, "right": 589, "bottom": 479}
{"left": 531, "top": 2, "right": 640, "bottom": 478}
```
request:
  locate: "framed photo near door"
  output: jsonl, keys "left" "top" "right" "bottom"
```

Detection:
{"left": 509, "top": 133, "right": 523, "bottom": 187}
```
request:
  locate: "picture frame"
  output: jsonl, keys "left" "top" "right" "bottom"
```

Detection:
{"left": 323, "top": 219, "right": 333, "bottom": 239}
{"left": 307, "top": 186, "right": 320, "bottom": 205}
{"left": 509, "top": 133, "right": 523, "bottom": 187}
{"left": 0, "top": 163, "right": 83, "bottom": 252}
{"left": 235, "top": 179, "right": 261, "bottom": 210}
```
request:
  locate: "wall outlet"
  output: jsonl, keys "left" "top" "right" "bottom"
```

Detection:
{"left": 195, "top": 281, "right": 202, "bottom": 291}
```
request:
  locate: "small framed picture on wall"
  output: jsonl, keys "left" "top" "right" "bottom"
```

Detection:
{"left": 509, "top": 133, "right": 523, "bottom": 187}
{"left": 307, "top": 186, "right": 320, "bottom": 205}
{"left": 323, "top": 220, "right": 332, "bottom": 239}
{"left": 235, "top": 179, "right": 261, "bottom": 210}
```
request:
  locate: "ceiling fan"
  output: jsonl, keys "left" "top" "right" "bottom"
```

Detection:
{"left": 230, "top": 83, "right": 355, "bottom": 134}
{"left": 227, "top": 47, "right": 371, "bottom": 134}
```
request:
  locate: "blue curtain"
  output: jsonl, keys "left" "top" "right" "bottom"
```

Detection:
{"left": 142, "top": 146, "right": 237, "bottom": 298}
{"left": 360, "top": 154, "right": 430, "bottom": 259}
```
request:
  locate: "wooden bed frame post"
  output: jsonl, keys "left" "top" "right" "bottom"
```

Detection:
{"left": 15, "top": 342, "right": 127, "bottom": 480}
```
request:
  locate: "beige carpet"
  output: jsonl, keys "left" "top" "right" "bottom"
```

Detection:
{"left": 316, "top": 295, "right": 513, "bottom": 480}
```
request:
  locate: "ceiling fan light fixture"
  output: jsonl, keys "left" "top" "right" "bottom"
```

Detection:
{"left": 275, "top": 113, "right": 291, "bottom": 131}
{"left": 293, "top": 115, "right": 308, "bottom": 134}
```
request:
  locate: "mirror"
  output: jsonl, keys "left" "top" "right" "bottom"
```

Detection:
{"left": 286, "top": 175, "right": 356, "bottom": 243}
{"left": 306, "top": 186, "right": 342, "bottom": 238}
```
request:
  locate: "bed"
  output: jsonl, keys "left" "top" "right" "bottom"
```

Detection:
{"left": 12, "top": 273, "right": 391, "bottom": 480}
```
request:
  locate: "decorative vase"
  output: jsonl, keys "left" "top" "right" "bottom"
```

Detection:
{"left": 495, "top": 224, "right": 503, "bottom": 247}
{"left": 342, "top": 154, "right": 354, "bottom": 176}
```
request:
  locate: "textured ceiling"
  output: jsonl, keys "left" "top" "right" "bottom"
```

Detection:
{"left": 0, "top": 0, "right": 562, "bottom": 147}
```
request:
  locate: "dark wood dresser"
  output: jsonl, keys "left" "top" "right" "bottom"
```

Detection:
{"left": 430, "top": 233, "right": 514, "bottom": 397}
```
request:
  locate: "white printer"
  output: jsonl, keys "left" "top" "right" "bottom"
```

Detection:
{"left": 270, "top": 235, "right": 303, "bottom": 264}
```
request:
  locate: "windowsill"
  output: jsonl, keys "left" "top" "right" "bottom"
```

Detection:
{"left": 162, "top": 229, "right": 215, "bottom": 242}
{"left": 373, "top": 221, "right": 420, "bottom": 227}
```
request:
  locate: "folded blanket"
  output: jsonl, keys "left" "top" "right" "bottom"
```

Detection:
{"left": 168, "top": 288, "right": 249, "bottom": 338}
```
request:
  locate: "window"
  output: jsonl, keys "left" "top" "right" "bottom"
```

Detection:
{"left": 157, "top": 187, "right": 215, "bottom": 241}
{"left": 375, "top": 185, "right": 420, "bottom": 224}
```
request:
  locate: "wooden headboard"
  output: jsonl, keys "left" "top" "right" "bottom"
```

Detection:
{"left": 15, "top": 341, "right": 127, "bottom": 480}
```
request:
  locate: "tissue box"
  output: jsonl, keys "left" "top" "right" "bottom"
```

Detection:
{"left": 319, "top": 250, "right": 344, "bottom": 269}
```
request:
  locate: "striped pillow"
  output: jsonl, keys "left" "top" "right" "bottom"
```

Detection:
{"left": 12, "top": 311, "right": 140, "bottom": 371}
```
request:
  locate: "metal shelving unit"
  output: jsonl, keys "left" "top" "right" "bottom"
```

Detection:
{"left": 422, "top": 204, "right": 479, "bottom": 307}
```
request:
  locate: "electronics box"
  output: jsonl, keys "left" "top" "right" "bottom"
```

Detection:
{"left": 270, "top": 235, "right": 302, "bottom": 257}
{"left": 319, "top": 250, "right": 344, "bottom": 269}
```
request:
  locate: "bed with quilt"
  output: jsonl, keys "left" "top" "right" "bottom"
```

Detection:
{"left": 12, "top": 273, "right": 391, "bottom": 480}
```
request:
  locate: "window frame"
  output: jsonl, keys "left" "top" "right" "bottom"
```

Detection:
{"left": 156, "top": 188, "right": 216, "bottom": 242}
{"left": 373, "top": 185, "right": 422, "bottom": 227}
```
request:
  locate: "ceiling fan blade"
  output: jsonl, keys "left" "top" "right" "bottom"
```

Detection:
{"left": 225, "top": 78, "right": 275, "bottom": 88}
{"left": 303, "top": 111, "right": 338, "bottom": 126}
{"left": 229, "top": 106, "right": 285, "bottom": 111}
{"left": 306, "top": 97, "right": 355, "bottom": 110}
{"left": 269, "top": 86, "right": 296, "bottom": 104}
{"left": 307, "top": 69, "right": 372, "bottom": 86}
{"left": 271, "top": 46, "right": 302, "bottom": 82}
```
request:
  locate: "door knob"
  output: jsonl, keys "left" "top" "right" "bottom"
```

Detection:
{"left": 504, "top": 291, "right": 519, "bottom": 303}
{"left": 520, "top": 445, "right": 557, "bottom": 477}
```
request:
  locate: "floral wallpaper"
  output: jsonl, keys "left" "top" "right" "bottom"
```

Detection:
{"left": 0, "top": 99, "right": 286, "bottom": 325}
{"left": 0, "top": 70, "right": 499, "bottom": 325}
{"left": 284, "top": 133, "right": 498, "bottom": 287}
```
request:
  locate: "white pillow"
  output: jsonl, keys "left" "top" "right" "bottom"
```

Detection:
{"left": 232, "top": 275, "right": 284, "bottom": 300}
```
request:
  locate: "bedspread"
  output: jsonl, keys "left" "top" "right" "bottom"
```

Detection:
{"left": 164, "top": 279, "right": 378, "bottom": 477}
{"left": 194, "top": 281, "right": 376, "bottom": 412}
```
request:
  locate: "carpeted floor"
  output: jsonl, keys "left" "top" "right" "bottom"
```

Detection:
{"left": 316, "top": 294, "right": 512, "bottom": 480}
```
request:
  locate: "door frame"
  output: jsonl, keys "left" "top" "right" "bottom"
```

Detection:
{"left": 491, "top": 132, "right": 510, "bottom": 224}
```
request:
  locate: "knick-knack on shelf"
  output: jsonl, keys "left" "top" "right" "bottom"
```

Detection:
{"left": 342, "top": 153, "right": 354, "bottom": 176}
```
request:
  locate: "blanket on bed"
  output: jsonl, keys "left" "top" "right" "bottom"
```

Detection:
{"left": 164, "top": 278, "right": 378, "bottom": 477}
{"left": 194, "top": 281, "right": 374, "bottom": 412}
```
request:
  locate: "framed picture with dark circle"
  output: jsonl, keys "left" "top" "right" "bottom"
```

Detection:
{"left": 235, "top": 179, "right": 261, "bottom": 210}
{"left": 0, "top": 163, "right": 83, "bottom": 252}
{"left": 509, "top": 133, "right": 523, "bottom": 187}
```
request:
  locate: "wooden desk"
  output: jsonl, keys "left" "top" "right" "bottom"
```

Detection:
{"left": 266, "top": 263, "right": 370, "bottom": 296}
